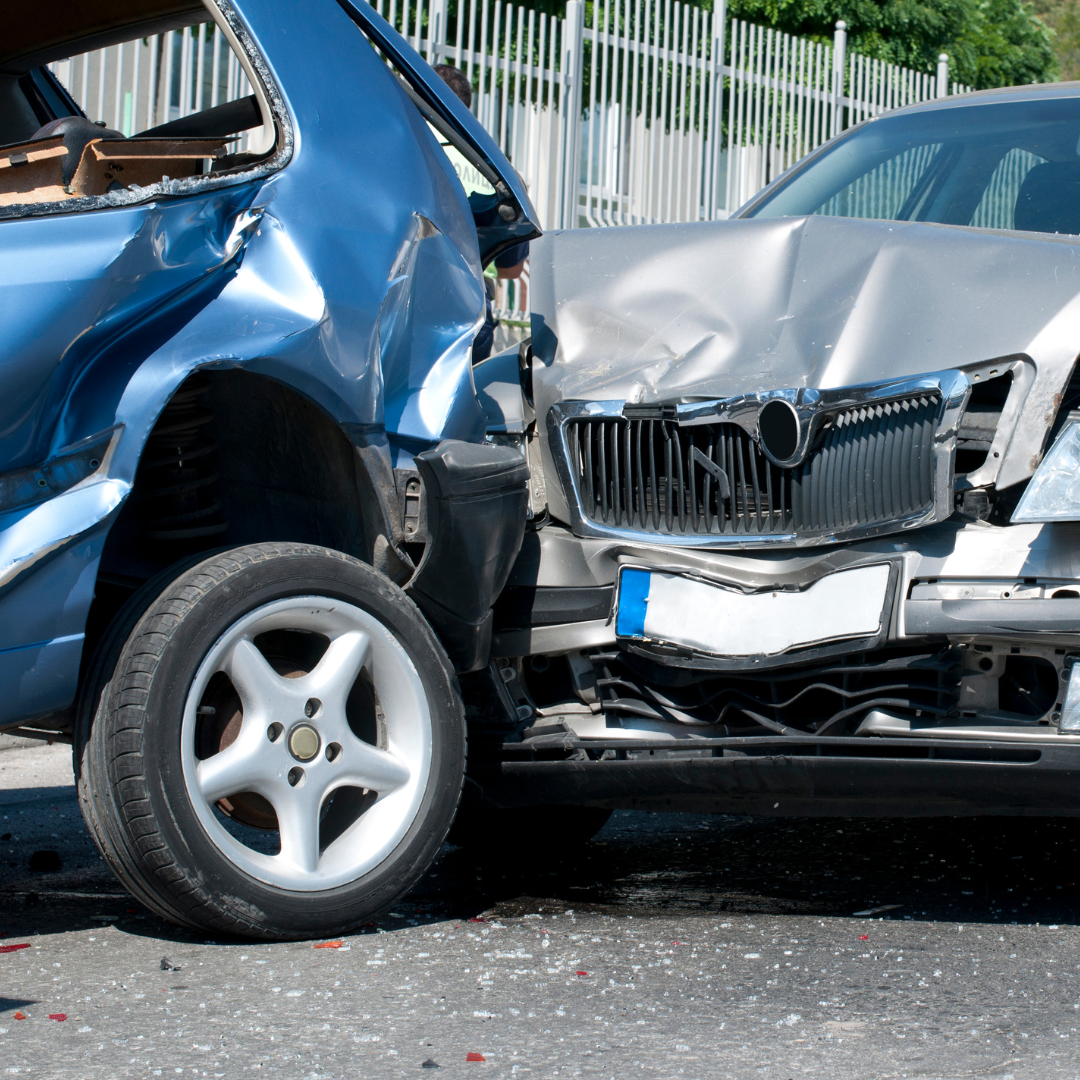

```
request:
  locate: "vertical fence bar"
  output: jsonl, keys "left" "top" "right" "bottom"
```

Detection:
{"left": 179, "top": 30, "right": 190, "bottom": 118}
{"left": 112, "top": 41, "right": 124, "bottom": 130}
{"left": 464, "top": 0, "right": 476, "bottom": 85}
{"left": 488, "top": 1, "right": 502, "bottom": 134}
{"left": 627, "top": 0, "right": 644, "bottom": 222}
{"left": 615, "top": 0, "right": 630, "bottom": 223}
{"left": 584, "top": 0, "right": 600, "bottom": 224}
{"left": 499, "top": 5, "right": 512, "bottom": 151}
{"left": 512, "top": 5, "right": 526, "bottom": 168}
{"left": 724, "top": 19, "right": 738, "bottom": 214}
{"left": 599, "top": 0, "right": 614, "bottom": 225}
{"left": 831, "top": 20, "right": 845, "bottom": 138}
{"left": 194, "top": 25, "right": 206, "bottom": 113}
{"left": 210, "top": 26, "right": 222, "bottom": 108}
{"left": 561, "top": 0, "right": 585, "bottom": 228}
{"left": 96, "top": 47, "right": 108, "bottom": 123}
{"left": 429, "top": 0, "right": 446, "bottom": 63}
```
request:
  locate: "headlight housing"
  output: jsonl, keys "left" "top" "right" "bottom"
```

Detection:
{"left": 1011, "top": 419, "right": 1080, "bottom": 522}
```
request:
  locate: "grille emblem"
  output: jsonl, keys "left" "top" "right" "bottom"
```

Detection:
{"left": 758, "top": 398, "right": 801, "bottom": 463}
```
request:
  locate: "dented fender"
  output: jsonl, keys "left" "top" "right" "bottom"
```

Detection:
{"left": 0, "top": 0, "right": 538, "bottom": 727}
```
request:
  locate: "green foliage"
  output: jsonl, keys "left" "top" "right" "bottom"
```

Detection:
{"left": 722, "top": 0, "right": 1056, "bottom": 87}
{"left": 1030, "top": 0, "right": 1080, "bottom": 79}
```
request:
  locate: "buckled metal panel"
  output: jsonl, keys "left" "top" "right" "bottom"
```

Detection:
{"left": 568, "top": 393, "right": 941, "bottom": 538}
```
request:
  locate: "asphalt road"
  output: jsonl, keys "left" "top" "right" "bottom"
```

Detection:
{"left": 3, "top": 734, "right": 1080, "bottom": 1079}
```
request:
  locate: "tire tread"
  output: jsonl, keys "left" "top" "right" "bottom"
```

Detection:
{"left": 75, "top": 542, "right": 464, "bottom": 939}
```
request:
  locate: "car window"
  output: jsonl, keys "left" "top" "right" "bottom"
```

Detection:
{"left": 815, "top": 143, "right": 944, "bottom": 221}
{"left": 0, "top": 3, "right": 277, "bottom": 215}
{"left": 744, "top": 97, "right": 1080, "bottom": 236}
{"left": 969, "top": 147, "right": 1048, "bottom": 229}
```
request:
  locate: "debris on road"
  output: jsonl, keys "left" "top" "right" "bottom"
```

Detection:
{"left": 159, "top": 957, "right": 180, "bottom": 971}
{"left": 421, "top": 1059, "right": 441, "bottom": 1069}
{"left": 0, "top": 943, "right": 30, "bottom": 953}
{"left": 28, "top": 850, "right": 61, "bottom": 872}
{"left": 313, "top": 941, "right": 344, "bottom": 949}
{"left": 853, "top": 905, "right": 902, "bottom": 917}
{"left": 466, "top": 1052, "right": 486, "bottom": 1062}
{"left": 48, "top": 1013, "right": 65, "bottom": 1021}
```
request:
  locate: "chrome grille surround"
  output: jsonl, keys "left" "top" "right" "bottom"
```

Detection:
{"left": 547, "top": 370, "right": 970, "bottom": 548}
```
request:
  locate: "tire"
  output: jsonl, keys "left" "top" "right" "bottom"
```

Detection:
{"left": 74, "top": 542, "right": 465, "bottom": 940}
{"left": 448, "top": 804, "right": 613, "bottom": 855}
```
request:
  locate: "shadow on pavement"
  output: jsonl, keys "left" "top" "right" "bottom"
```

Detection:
{"left": 3, "top": 804, "right": 1080, "bottom": 941}
{"left": 416, "top": 810, "right": 1080, "bottom": 930}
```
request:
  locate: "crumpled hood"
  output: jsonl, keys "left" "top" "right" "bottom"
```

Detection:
{"left": 529, "top": 214, "right": 1080, "bottom": 494}
{"left": 530, "top": 214, "right": 1080, "bottom": 401}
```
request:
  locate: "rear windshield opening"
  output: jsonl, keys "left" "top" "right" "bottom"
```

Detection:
{"left": 0, "top": 4, "right": 275, "bottom": 212}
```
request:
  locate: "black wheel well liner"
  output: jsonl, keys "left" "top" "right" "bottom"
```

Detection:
{"left": 87, "top": 367, "right": 402, "bottom": 669}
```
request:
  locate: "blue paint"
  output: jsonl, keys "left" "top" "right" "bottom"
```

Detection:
{"left": 616, "top": 568, "right": 651, "bottom": 639}
{"left": 0, "top": 0, "right": 541, "bottom": 728}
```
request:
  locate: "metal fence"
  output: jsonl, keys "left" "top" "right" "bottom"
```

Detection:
{"left": 49, "top": 27, "right": 256, "bottom": 147}
{"left": 49, "top": 4, "right": 970, "bottom": 325}
{"left": 391, "top": 0, "right": 969, "bottom": 228}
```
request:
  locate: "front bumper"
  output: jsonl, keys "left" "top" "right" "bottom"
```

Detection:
{"left": 492, "top": 517, "right": 1080, "bottom": 659}
{"left": 470, "top": 734, "right": 1080, "bottom": 816}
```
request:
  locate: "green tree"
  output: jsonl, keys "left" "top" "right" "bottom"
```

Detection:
{"left": 714, "top": 0, "right": 1056, "bottom": 87}
{"left": 1030, "top": 0, "right": 1080, "bottom": 79}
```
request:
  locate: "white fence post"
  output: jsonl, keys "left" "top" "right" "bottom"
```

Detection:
{"left": 832, "top": 20, "right": 846, "bottom": 138}
{"left": 705, "top": 0, "right": 727, "bottom": 220}
{"left": 936, "top": 53, "right": 949, "bottom": 97}
{"left": 428, "top": 0, "right": 447, "bottom": 64}
{"left": 560, "top": 0, "right": 585, "bottom": 229}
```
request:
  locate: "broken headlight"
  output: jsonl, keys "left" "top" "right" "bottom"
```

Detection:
{"left": 0, "top": 428, "right": 117, "bottom": 514}
{"left": 1012, "top": 420, "right": 1080, "bottom": 523}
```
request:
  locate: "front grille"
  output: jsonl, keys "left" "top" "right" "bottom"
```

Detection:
{"left": 567, "top": 394, "right": 941, "bottom": 538}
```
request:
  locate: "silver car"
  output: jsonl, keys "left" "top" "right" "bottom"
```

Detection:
{"left": 468, "top": 82, "right": 1080, "bottom": 829}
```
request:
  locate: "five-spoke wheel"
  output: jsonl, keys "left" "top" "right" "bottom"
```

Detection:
{"left": 183, "top": 597, "right": 429, "bottom": 890}
{"left": 76, "top": 544, "right": 464, "bottom": 939}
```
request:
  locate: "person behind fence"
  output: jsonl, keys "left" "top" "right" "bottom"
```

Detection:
{"left": 433, "top": 63, "right": 527, "bottom": 362}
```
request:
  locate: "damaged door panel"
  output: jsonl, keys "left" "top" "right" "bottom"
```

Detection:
{"left": 0, "top": 0, "right": 541, "bottom": 938}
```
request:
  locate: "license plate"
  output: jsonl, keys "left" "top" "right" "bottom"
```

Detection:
{"left": 615, "top": 564, "right": 891, "bottom": 658}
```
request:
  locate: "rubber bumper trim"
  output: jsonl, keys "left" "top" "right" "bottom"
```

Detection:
{"left": 409, "top": 439, "right": 529, "bottom": 672}
{"left": 467, "top": 737, "right": 1080, "bottom": 816}
{"left": 906, "top": 597, "right": 1080, "bottom": 635}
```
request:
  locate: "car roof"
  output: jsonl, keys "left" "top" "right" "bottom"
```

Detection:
{"left": 885, "top": 81, "right": 1080, "bottom": 119}
{"left": 2, "top": 0, "right": 205, "bottom": 75}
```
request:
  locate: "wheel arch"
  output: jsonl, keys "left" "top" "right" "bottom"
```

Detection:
{"left": 86, "top": 367, "right": 409, "bottom": 672}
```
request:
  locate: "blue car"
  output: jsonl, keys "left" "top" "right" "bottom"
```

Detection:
{"left": 15, "top": 0, "right": 1080, "bottom": 942}
{"left": 1, "top": 0, "right": 538, "bottom": 937}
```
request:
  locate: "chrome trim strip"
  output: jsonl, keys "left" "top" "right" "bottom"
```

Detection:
{"left": 547, "top": 369, "right": 970, "bottom": 549}
{"left": 0, "top": 478, "right": 129, "bottom": 593}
